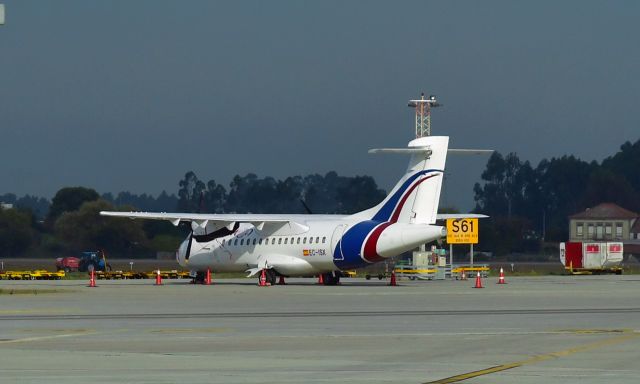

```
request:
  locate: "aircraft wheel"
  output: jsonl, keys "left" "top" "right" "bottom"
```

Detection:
{"left": 322, "top": 272, "right": 340, "bottom": 286}
{"left": 266, "top": 269, "right": 277, "bottom": 285}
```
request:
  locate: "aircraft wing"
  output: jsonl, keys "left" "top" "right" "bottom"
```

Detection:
{"left": 99, "top": 211, "right": 311, "bottom": 236}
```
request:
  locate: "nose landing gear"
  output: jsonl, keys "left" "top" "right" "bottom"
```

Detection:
{"left": 257, "top": 269, "right": 277, "bottom": 286}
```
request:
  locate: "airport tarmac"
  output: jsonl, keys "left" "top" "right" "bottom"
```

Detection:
{"left": 1, "top": 275, "right": 639, "bottom": 384}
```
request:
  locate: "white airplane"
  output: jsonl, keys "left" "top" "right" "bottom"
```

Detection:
{"left": 101, "top": 136, "right": 488, "bottom": 285}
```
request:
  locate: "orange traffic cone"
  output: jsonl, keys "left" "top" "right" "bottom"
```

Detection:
{"left": 205, "top": 268, "right": 212, "bottom": 285}
{"left": 155, "top": 269, "right": 163, "bottom": 286}
{"left": 278, "top": 275, "right": 286, "bottom": 285}
{"left": 473, "top": 271, "right": 483, "bottom": 288}
{"left": 389, "top": 270, "right": 397, "bottom": 286}
{"left": 317, "top": 273, "right": 324, "bottom": 285}
{"left": 87, "top": 270, "right": 97, "bottom": 288}
{"left": 460, "top": 268, "right": 467, "bottom": 281}
{"left": 258, "top": 269, "right": 267, "bottom": 286}
{"left": 497, "top": 267, "right": 506, "bottom": 284}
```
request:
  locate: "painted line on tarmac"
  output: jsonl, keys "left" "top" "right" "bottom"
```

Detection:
{"left": 0, "top": 308, "right": 74, "bottom": 315}
{"left": 0, "top": 330, "right": 97, "bottom": 345}
{"left": 424, "top": 330, "right": 640, "bottom": 384}
{"left": 1, "top": 307, "right": 639, "bottom": 321}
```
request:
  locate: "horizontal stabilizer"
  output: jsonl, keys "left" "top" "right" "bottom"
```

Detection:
{"left": 448, "top": 149, "right": 494, "bottom": 155}
{"left": 368, "top": 148, "right": 433, "bottom": 155}
{"left": 369, "top": 148, "right": 493, "bottom": 156}
{"left": 436, "top": 214, "right": 489, "bottom": 220}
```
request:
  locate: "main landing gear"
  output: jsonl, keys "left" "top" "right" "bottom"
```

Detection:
{"left": 322, "top": 272, "right": 340, "bottom": 286}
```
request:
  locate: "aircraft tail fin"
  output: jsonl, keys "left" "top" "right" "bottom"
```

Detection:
{"left": 355, "top": 136, "right": 449, "bottom": 225}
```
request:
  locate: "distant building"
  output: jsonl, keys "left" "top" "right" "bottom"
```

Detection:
{"left": 0, "top": 202, "right": 13, "bottom": 210}
{"left": 569, "top": 202, "right": 640, "bottom": 255}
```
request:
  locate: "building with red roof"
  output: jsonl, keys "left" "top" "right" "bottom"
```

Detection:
{"left": 569, "top": 202, "right": 640, "bottom": 255}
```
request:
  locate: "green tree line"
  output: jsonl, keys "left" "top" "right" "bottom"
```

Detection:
{"left": 473, "top": 138, "right": 640, "bottom": 257}
{"left": 0, "top": 172, "right": 385, "bottom": 258}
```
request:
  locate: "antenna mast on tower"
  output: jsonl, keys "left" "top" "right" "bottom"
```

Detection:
{"left": 408, "top": 92, "right": 441, "bottom": 138}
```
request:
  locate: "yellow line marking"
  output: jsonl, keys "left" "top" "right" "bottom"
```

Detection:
{"left": 425, "top": 330, "right": 640, "bottom": 384}
{"left": 0, "top": 330, "right": 97, "bottom": 345}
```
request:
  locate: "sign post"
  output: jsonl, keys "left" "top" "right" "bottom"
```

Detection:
{"left": 446, "top": 218, "right": 479, "bottom": 269}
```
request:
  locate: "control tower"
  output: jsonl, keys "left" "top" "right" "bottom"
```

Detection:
{"left": 408, "top": 92, "right": 440, "bottom": 138}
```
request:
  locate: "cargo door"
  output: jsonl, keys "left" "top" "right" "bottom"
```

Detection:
{"left": 604, "top": 243, "right": 623, "bottom": 267}
{"left": 331, "top": 224, "right": 348, "bottom": 261}
{"left": 583, "top": 243, "right": 601, "bottom": 269}
{"left": 565, "top": 242, "right": 583, "bottom": 268}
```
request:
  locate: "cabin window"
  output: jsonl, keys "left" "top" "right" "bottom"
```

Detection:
{"left": 303, "top": 237, "right": 307, "bottom": 244}
{"left": 272, "top": 238, "right": 276, "bottom": 245}
{"left": 258, "top": 238, "right": 262, "bottom": 245}
{"left": 576, "top": 224, "right": 583, "bottom": 237}
{"left": 587, "top": 224, "right": 594, "bottom": 238}
{"left": 240, "top": 239, "right": 244, "bottom": 245}
{"left": 616, "top": 223, "right": 623, "bottom": 238}
{"left": 309, "top": 237, "right": 314, "bottom": 244}
{"left": 297, "top": 238, "right": 301, "bottom": 244}
{"left": 605, "top": 225, "right": 612, "bottom": 237}
{"left": 290, "top": 237, "right": 294, "bottom": 244}
{"left": 322, "top": 236, "right": 326, "bottom": 243}
{"left": 234, "top": 239, "right": 238, "bottom": 246}
{"left": 221, "top": 239, "right": 225, "bottom": 245}
{"left": 253, "top": 239, "right": 257, "bottom": 245}
{"left": 278, "top": 238, "right": 282, "bottom": 245}
{"left": 284, "top": 238, "right": 288, "bottom": 244}
{"left": 316, "top": 236, "right": 320, "bottom": 243}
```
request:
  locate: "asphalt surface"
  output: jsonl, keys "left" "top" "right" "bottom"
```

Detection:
{"left": 1, "top": 275, "right": 639, "bottom": 383}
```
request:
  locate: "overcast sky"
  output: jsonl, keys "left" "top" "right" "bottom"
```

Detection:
{"left": 1, "top": 1, "right": 639, "bottom": 210}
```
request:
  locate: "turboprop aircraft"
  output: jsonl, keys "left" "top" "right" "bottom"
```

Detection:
{"left": 101, "top": 136, "right": 488, "bottom": 285}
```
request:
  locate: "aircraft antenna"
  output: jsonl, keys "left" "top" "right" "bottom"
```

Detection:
{"left": 408, "top": 92, "right": 441, "bottom": 138}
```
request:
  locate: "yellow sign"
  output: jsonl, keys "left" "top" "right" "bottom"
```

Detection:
{"left": 446, "top": 218, "right": 479, "bottom": 244}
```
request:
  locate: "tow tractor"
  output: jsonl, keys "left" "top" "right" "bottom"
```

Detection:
{"left": 56, "top": 250, "right": 112, "bottom": 273}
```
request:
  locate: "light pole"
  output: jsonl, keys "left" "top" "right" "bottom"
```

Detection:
{"left": 1, "top": 4, "right": 5, "bottom": 26}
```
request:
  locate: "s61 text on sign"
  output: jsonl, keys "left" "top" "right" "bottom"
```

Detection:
{"left": 446, "top": 218, "right": 478, "bottom": 244}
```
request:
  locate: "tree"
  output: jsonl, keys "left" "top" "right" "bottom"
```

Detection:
{"left": 336, "top": 175, "right": 386, "bottom": 214}
{"left": 602, "top": 139, "right": 640, "bottom": 193}
{"left": 0, "top": 208, "right": 34, "bottom": 257}
{"left": 47, "top": 187, "right": 99, "bottom": 224}
{"left": 54, "top": 199, "right": 147, "bottom": 255}
{"left": 177, "top": 172, "right": 206, "bottom": 212}
{"left": 473, "top": 152, "right": 533, "bottom": 218}
{"left": 580, "top": 168, "right": 639, "bottom": 212}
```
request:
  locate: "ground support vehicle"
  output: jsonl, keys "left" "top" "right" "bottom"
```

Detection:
{"left": 393, "top": 263, "right": 437, "bottom": 280}
{"left": 56, "top": 257, "right": 80, "bottom": 273}
{"left": 94, "top": 270, "right": 190, "bottom": 280}
{"left": 560, "top": 242, "right": 623, "bottom": 275}
{"left": 340, "top": 270, "right": 357, "bottom": 278}
{"left": 0, "top": 270, "right": 65, "bottom": 280}
{"left": 451, "top": 265, "right": 489, "bottom": 279}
